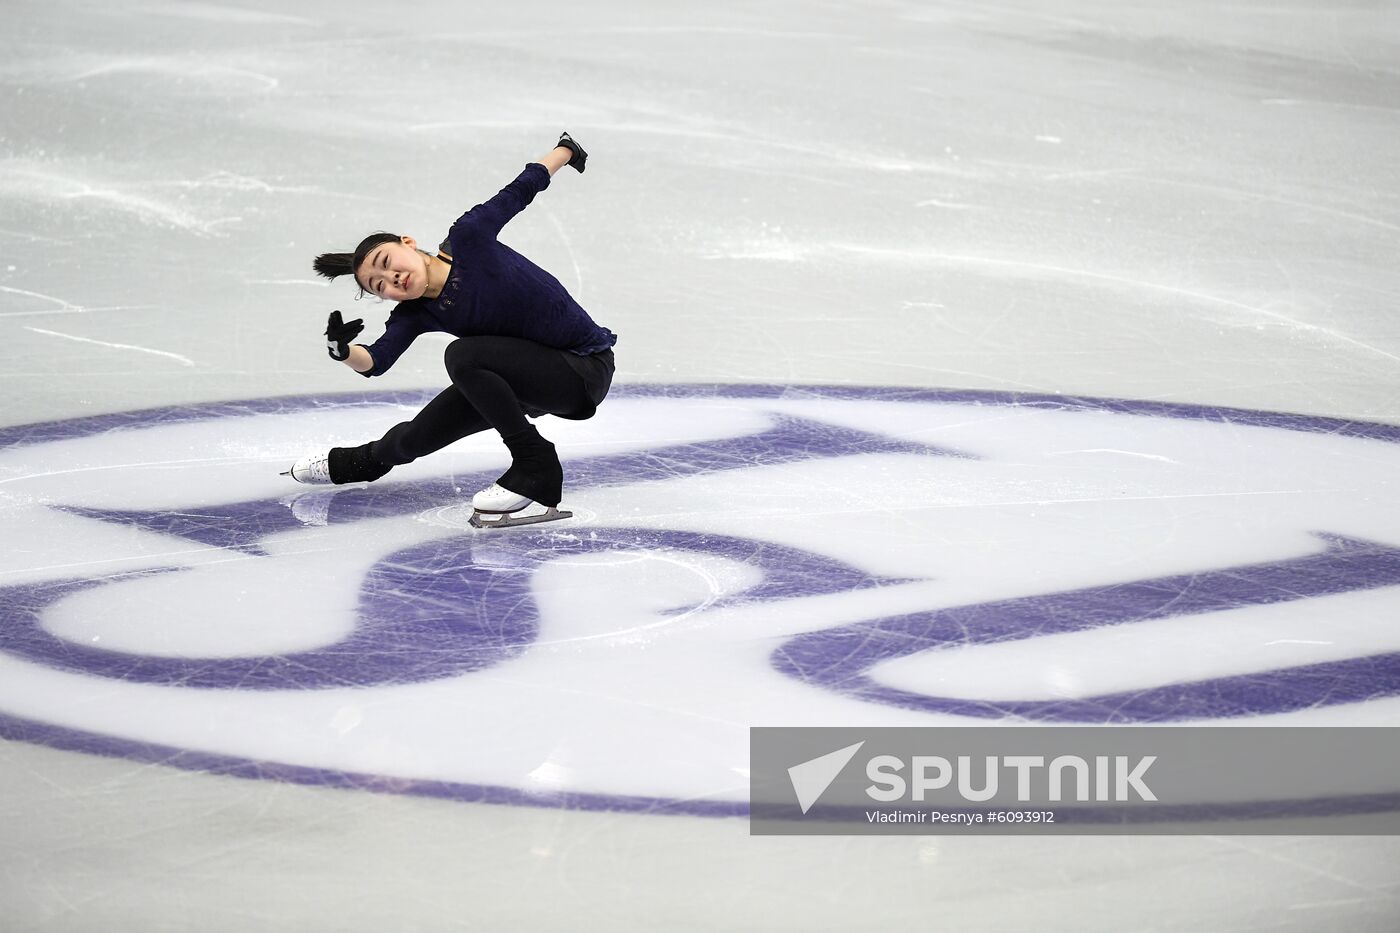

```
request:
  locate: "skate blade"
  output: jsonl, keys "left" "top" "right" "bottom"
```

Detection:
{"left": 469, "top": 506, "right": 573, "bottom": 530}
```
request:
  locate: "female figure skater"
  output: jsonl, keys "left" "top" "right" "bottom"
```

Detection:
{"left": 286, "top": 132, "right": 616, "bottom": 528}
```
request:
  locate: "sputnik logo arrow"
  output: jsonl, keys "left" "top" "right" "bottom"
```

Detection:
{"left": 788, "top": 741, "right": 865, "bottom": 814}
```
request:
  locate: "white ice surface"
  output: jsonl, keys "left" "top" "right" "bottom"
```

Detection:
{"left": 2, "top": 1, "right": 1399, "bottom": 931}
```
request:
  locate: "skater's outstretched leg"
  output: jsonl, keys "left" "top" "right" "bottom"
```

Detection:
{"left": 288, "top": 336, "right": 597, "bottom": 506}
{"left": 287, "top": 386, "right": 490, "bottom": 485}
{"left": 286, "top": 440, "right": 392, "bottom": 485}
{"left": 371, "top": 385, "right": 491, "bottom": 466}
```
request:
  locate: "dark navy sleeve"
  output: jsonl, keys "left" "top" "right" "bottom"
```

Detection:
{"left": 358, "top": 307, "right": 429, "bottom": 378}
{"left": 450, "top": 163, "right": 551, "bottom": 243}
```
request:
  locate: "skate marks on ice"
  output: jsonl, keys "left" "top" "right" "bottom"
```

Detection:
{"left": 1, "top": 384, "right": 1400, "bottom": 817}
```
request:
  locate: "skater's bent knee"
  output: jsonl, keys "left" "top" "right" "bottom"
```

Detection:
{"left": 448, "top": 337, "right": 476, "bottom": 369}
{"left": 444, "top": 337, "right": 489, "bottom": 373}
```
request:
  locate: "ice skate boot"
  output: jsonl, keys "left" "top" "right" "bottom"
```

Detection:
{"left": 282, "top": 442, "right": 392, "bottom": 486}
{"left": 468, "top": 483, "right": 572, "bottom": 529}
{"left": 468, "top": 425, "right": 572, "bottom": 529}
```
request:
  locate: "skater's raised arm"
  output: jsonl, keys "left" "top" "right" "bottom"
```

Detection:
{"left": 453, "top": 132, "right": 588, "bottom": 241}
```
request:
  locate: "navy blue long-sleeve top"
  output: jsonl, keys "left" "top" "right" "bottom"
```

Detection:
{"left": 358, "top": 163, "right": 616, "bottom": 377}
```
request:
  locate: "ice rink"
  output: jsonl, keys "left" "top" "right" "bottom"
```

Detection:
{"left": 2, "top": 0, "right": 1399, "bottom": 929}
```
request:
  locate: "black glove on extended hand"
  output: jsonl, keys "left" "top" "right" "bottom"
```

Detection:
{"left": 325, "top": 309, "right": 364, "bottom": 361}
{"left": 556, "top": 131, "right": 587, "bottom": 173}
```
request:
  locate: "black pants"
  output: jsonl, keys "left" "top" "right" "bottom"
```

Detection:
{"left": 370, "top": 337, "right": 613, "bottom": 467}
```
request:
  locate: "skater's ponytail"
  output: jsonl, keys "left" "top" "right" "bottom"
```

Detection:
{"left": 313, "top": 232, "right": 403, "bottom": 294}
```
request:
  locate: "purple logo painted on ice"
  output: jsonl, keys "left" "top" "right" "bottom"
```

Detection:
{"left": 1, "top": 384, "right": 1399, "bottom": 816}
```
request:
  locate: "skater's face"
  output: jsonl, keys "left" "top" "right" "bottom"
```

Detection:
{"left": 356, "top": 236, "right": 429, "bottom": 302}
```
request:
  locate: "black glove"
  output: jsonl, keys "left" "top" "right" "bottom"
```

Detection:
{"left": 556, "top": 131, "right": 587, "bottom": 173}
{"left": 325, "top": 310, "right": 364, "bottom": 361}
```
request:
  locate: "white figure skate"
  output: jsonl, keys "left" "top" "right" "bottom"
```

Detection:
{"left": 281, "top": 444, "right": 390, "bottom": 486}
{"left": 468, "top": 483, "right": 572, "bottom": 530}
{"left": 282, "top": 451, "right": 333, "bottom": 485}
